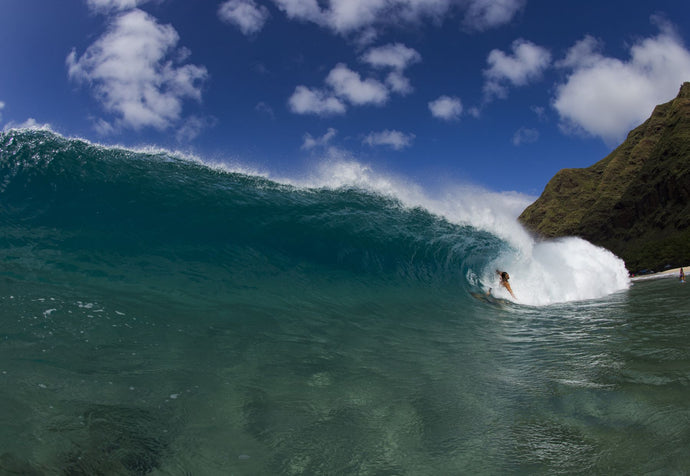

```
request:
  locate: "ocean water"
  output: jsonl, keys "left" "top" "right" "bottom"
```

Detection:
{"left": 0, "top": 129, "right": 688, "bottom": 474}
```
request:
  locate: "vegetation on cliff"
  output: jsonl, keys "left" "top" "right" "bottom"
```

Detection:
{"left": 519, "top": 82, "right": 690, "bottom": 273}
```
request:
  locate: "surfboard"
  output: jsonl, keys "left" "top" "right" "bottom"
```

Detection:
{"left": 471, "top": 292, "right": 511, "bottom": 306}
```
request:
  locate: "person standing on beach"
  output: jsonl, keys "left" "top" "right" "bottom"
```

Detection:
{"left": 681, "top": 267, "right": 686, "bottom": 283}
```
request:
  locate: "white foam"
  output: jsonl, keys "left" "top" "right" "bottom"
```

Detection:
{"left": 485, "top": 237, "right": 630, "bottom": 306}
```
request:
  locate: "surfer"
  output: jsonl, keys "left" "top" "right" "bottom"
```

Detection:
{"left": 496, "top": 270, "right": 516, "bottom": 299}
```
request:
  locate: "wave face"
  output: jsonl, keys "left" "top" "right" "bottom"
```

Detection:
{"left": 0, "top": 129, "right": 628, "bottom": 306}
{"left": 0, "top": 129, "right": 496, "bottom": 301}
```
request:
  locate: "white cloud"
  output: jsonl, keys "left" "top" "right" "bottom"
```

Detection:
{"left": 66, "top": 9, "right": 208, "bottom": 132}
{"left": 326, "top": 63, "right": 389, "bottom": 106}
{"left": 288, "top": 47, "right": 425, "bottom": 116}
{"left": 361, "top": 43, "right": 421, "bottom": 94}
{"left": 288, "top": 85, "right": 346, "bottom": 115}
{"left": 272, "top": 0, "right": 523, "bottom": 36}
{"left": 273, "top": 0, "right": 323, "bottom": 25}
{"left": 302, "top": 127, "right": 337, "bottom": 149}
{"left": 326, "top": 0, "right": 388, "bottom": 34}
{"left": 218, "top": 0, "right": 270, "bottom": 36}
{"left": 3, "top": 118, "right": 52, "bottom": 131}
{"left": 175, "top": 115, "right": 216, "bottom": 142}
{"left": 556, "top": 34, "right": 603, "bottom": 69}
{"left": 463, "top": 0, "right": 525, "bottom": 32}
{"left": 385, "top": 71, "right": 413, "bottom": 94}
{"left": 255, "top": 101, "right": 275, "bottom": 118}
{"left": 86, "top": 0, "right": 157, "bottom": 13}
{"left": 93, "top": 117, "right": 116, "bottom": 135}
{"left": 0, "top": 101, "right": 4, "bottom": 123}
{"left": 361, "top": 43, "right": 421, "bottom": 71}
{"left": 553, "top": 22, "right": 690, "bottom": 144}
{"left": 531, "top": 105, "right": 546, "bottom": 121}
{"left": 483, "top": 39, "right": 551, "bottom": 99}
{"left": 429, "top": 95, "right": 463, "bottom": 120}
{"left": 363, "top": 129, "right": 415, "bottom": 150}
{"left": 512, "top": 127, "right": 539, "bottom": 145}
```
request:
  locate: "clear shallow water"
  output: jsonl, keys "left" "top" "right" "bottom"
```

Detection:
{"left": 1, "top": 130, "right": 688, "bottom": 474}
{"left": 2, "top": 276, "right": 688, "bottom": 474}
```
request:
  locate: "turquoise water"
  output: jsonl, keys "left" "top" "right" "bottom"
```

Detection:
{"left": 1, "top": 130, "right": 688, "bottom": 474}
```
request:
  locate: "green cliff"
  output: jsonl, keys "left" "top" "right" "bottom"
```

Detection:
{"left": 519, "top": 82, "right": 690, "bottom": 273}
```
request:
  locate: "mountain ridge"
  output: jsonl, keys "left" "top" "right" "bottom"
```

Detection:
{"left": 519, "top": 82, "right": 690, "bottom": 272}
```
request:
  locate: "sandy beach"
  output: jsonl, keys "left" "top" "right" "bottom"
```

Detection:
{"left": 631, "top": 266, "right": 688, "bottom": 282}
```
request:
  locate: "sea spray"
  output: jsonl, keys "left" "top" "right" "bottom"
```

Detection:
{"left": 487, "top": 237, "right": 630, "bottom": 305}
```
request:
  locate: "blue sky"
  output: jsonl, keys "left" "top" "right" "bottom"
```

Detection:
{"left": 1, "top": 0, "right": 689, "bottom": 195}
